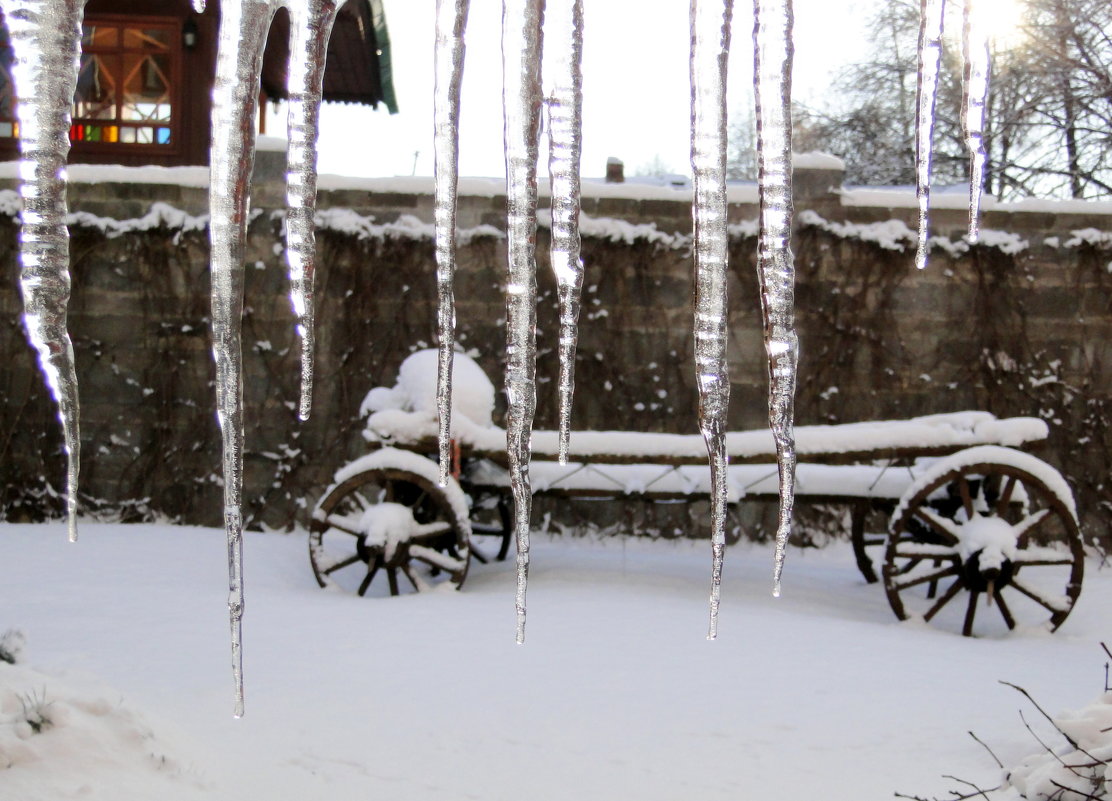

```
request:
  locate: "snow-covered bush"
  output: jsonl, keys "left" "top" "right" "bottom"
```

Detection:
{"left": 0, "top": 628, "right": 26, "bottom": 665}
{"left": 999, "top": 684, "right": 1112, "bottom": 800}
{"left": 900, "top": 646, "right": 1112, "bottom": 801}
{"left": 16, "top": 688, "right": 53, "bottom": 736}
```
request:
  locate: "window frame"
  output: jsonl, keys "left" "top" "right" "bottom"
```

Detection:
{"left": 0, "top": 13, "right": 184, "bottom": 157}
{"left": 68, "top": 14, "right": 184, "bottom": 158}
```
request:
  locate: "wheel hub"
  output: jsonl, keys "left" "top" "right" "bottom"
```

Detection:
{"left": 960, "top": 548, "right": 1016, "bottom": 593}
{"left": 956, "top": 515, "right": 1018, "bottom": 593}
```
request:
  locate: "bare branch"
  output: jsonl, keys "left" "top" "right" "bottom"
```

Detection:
{"left": 968, "top": 731, "right": 1004, "bottom": 769}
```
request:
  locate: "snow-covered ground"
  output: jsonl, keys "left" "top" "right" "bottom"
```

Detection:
{"left": 0, "top": 522, "right": 1107, "bottom": 800}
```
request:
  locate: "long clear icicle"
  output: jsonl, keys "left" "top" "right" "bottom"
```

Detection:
{"left": 753, "top": 0, "right": 798, "bottom": 598}
{"left": 961, "top": 0, "right": 989, "bottom": 242}
{"left": 502, "top": 0, "right": 544, "bottom": 645}
{"left": 546, "top": 0, "right": 584, "bottom": 465}
{"left": 433, "top": 0, "right": 470, "bottom": 487}
{"left": 914, "top": 0, "right": 946, "bottom": 269}
{"left": 285, "top": 0, "right": 340, "bottom": 422}
{"left": 209, "top": 0, "right": 277, "bottom": 719}
{"left": 689, "top": 0, "right": 733, "bottom": 640}
{"left": 4, "top": 0, "right": 86, "bottom": 543}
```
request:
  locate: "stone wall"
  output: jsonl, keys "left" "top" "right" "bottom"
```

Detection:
{"left": 1, "top": 164, "right": 1110, "bottom": 546}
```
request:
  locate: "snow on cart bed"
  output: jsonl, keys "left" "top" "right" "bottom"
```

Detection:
{"left": 361, "top": 351, "right": 1049, "bottom": 462}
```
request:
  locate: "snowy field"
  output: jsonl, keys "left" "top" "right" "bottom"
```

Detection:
{"left": 0, "top": 521, "right": 1108, "bottom": 801}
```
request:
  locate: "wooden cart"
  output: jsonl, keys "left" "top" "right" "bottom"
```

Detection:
{"left": 310, "top": 356, "right": 1085, "bottom": 637}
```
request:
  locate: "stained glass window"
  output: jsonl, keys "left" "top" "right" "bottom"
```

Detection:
{"left": 0, "top": 16, "right": 179, "bottom": 150}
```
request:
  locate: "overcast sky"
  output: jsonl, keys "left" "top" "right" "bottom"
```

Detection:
{"left": 271, "top": 0, "right": 869, "bottom": 180}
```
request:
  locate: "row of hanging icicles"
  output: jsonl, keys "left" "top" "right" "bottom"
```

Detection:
{"left": 7, "top": 0, "right": 991, "bottom": 716}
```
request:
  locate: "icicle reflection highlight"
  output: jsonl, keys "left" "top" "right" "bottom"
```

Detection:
{"left": 961, "top": 0, "right": 989, "bottom": 242}
{"left": 914, "top": 0, "right": 946, "bottom": 269}
{"left": 753, "top": 0, "right": 798, "bottom": 598}
{"left": 433, "top": 0, "right": 470, "bottom": 486}
{"left": 502, "top": 0, "right": 544, "bottom": 645}
{"left": 5, "top": 0, "right": 86, "bottom": 543}
{"left": 285, "top": 0, "right": 340, "bottom": 421}
{"left": 546, "top": 0, "right": 584, "bottom": 465}
{"left": 690, "top": 0, "right": 734, "bottom": 639}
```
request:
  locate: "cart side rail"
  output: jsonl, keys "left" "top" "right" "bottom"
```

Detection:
{"left": 363, "top": 408, "right": 1049, "bottom": 467}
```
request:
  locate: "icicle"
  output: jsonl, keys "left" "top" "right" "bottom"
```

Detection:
{"left": 285, "top": 0, "right": 340, "bottom": 422}
{"left": 193, "top": 0, "right": 207, "bottom": 11}
{"left": 690, "top": 0, "right": 734, "bottom": 639}
{"left": 4, "top": 0, "right": 86, "bottom": 543}
{"left": 914, "top": 0, "right": 946, "bottom": 269}
{"left": 961, "top": 0, "right": 989, "bottom": 242}
{"left": 433, "top": 0, "right": 470, "bottom": 487}
{"left": 209, "top": 0, "right": 278, "bottom": 719}
{"left": 753, "top": 0, "right": 798, "bottom": 598}
{"left": 545, "top": 0, "right": 584, "bottom": 465}
{"left": 502, "top": 0, "right": 544, "bottom": 645}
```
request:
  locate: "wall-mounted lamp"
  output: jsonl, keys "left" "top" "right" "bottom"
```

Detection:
{"left": 182, "top": 18, "right": 199, "bottom": 49}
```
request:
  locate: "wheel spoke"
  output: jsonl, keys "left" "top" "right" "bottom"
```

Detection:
{"left": 892, "top": 564, "right": 959, "bottom": 591}
{"left": 912, "top": 508, "right": 961, "bottom": 544}
{"left": 322, "top": 552, "right": 364, "bottom": 575}
{"left": 923, "top": 578, "right": 964, "bottom": 622}
{"left": 323, "top": 514, "right": 364, "bottom": 537}
{"left": 995, "top": 476, "right": 1018, "bottom": 516}
{"left": 895, "top": 556, "right": 923, "bottom": 575}
{"left": 411, "top": 520, "right": 454, "bottom": 540}
{"left": 996, "top": 590, "right": 1016, "bottom": 630}
{"left": 357, "top": 560, "right": 381, "bottom": 596}
{"left": 352, "top": 491, "right": 372, "bottom": 511}
{"left": 387, "top": 567, "right": 400, "bottom": 596}
{"left": 959, "top": 476, "right": 975, "bottom": 520}
{"left": 1014, "top": 509, "right": 1052, "bottom": 547}
{"left": 962, "top": 590, "right": 980, "bottom": 636}
{"left": 1012, "top": 547, "right": 1075, "bottom": 567}
{"left": 402, "top": 563, "right": 430, "bottom": 592}
{"left": 410, "top": 544, "right": 466, "bottom": 573}
{"left": 893, "top": 543, "right": 958, "bottom": 559}
{"left": 408, "top": 490, "right": 429, "bottom": 512}
{"left": 926, "top": 559, "right": 942, "bottom": 599}
{"left": 1009, "top": 578, "right": 1071, "bottom": 614}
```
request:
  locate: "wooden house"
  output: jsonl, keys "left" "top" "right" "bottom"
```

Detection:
{"left": 0, "top": 0, "right": 397, "bottom": 167}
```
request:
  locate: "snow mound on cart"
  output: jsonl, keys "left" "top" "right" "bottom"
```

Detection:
{"left": 360, "top": 349, "right": 495, "bottom": 429}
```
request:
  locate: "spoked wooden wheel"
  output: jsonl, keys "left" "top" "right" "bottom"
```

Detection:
{"left": 310, "top": 454, "right": 471, "bottom": 597}
{"left": 884, "top": 447, "right": 1084, "bottom": 636}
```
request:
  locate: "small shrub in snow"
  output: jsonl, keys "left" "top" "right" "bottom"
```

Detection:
{"left": 17, "top": 688, "right": 53, "bottom": 736}
{"left": 0, "top": 629, "right": 26, "bottom": 665}
{"left": 898, "top": 645, "right": 1112, "bottom": 801}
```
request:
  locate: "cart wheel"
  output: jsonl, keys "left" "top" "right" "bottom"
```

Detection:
{"left": 465, "top": 488, "right": 512, "bottom": 563}
{"left": 310, "top": 463, "right": 471, "bottom": 597}
{"left": 884, "top": 447, "right": 1084, "bottom": 636}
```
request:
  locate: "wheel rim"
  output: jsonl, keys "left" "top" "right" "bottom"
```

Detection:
{"left": 310, "top": 468, "right": 470, "bottom": 597}
{"left": 885, "top": 460, "right": 1084, "bottom": 636}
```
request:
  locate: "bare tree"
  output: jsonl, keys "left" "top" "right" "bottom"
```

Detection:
{"left": 777, "top": 0, "right": 1112, "bottom": 198}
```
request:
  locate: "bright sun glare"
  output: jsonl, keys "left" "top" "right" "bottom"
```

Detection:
{"left": 978, "top": 0, "right": 1028, "bottom": 50}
